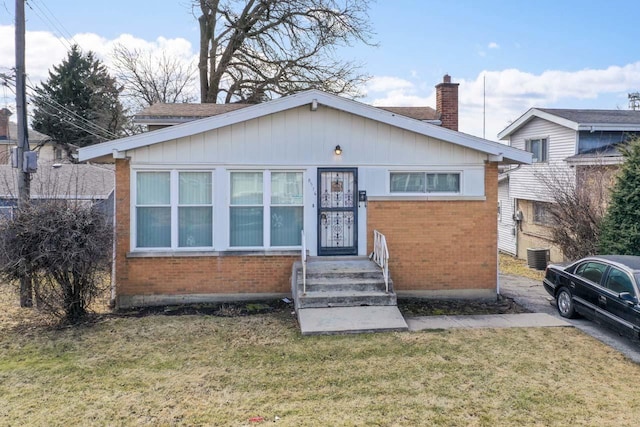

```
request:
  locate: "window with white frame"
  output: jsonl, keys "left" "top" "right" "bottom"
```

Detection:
{"left": 230, "top": 171, "right": 303, "bottom": 248}
{"left": 230, "top": 172, "right": 264, "bottom": 247}
{"left": 135, "top": 170, "right": 213, "bottom": 249}
{"left": 526, "top": 138, "right": 548, "bottom": 163}
{"left": 390, "top": 172, "right": 460, "bottom": 193}
{"left": 270, "top": 172, "right": 303, "bottom": 246}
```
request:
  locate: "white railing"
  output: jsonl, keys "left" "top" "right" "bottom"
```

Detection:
{"left": 372, "top": 230, "right": 390, "bottom": 293}
{"left": 301, "top": 229, "right": 307, "bottom": 295}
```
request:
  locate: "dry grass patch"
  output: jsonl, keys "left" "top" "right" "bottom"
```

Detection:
{"left": 500, "top": 253, "right": 545, "bottom": 281}
{"left": 1, "top": 283, "right": 640, "bottom": 426}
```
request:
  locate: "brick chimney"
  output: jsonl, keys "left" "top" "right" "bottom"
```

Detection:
{"left": 0, "top": 108, "right": 11, "bottom": 140}
{"left": 435, "top": 74, "right": 459, "bottom": 131}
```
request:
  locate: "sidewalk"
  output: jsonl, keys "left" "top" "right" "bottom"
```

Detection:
{"left": 406, "top": 275, "right": 569, "bottom": 331}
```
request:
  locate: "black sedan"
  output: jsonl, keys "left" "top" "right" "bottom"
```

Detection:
{"left": 543, "top": 255, "right": 640, "bottom": 340}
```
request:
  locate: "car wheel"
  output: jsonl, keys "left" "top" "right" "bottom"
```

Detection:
{"left": 556, "top": 287, "right": 576, "bottom": 319}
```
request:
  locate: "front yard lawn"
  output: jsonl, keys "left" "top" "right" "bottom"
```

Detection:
{"left": 1, "top": 287, "right": 639, "bottom": 426}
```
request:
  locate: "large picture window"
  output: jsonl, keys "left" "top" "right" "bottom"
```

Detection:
{"left": 135, "top": 170, "right": 213, "bottom": 249}
{"left": 230, "top": 170, "right": 303, "bottom": 248}
{"left": 390, "top": 172, "right": 460, "bottom": 193}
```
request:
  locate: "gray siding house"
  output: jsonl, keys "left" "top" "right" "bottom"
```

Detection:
{"left": 497, "top": 108, "right": 640, "bottom": 262}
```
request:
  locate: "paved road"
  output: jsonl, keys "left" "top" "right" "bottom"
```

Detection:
{"left": 499, "top": 274, "right": 640, "bottom": 364}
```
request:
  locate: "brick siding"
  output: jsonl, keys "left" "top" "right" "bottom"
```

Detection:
{"left": 114, "top": 160, "right": 498, "bottom": 302}
{"left": 367, "top": 163, "right": 498, "bottom": 291}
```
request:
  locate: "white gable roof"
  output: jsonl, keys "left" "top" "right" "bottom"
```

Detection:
{"left": 79, "top": 89, "right": 531, "bottom": 164}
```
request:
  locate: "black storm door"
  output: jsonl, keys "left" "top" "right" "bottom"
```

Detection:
{"left": 317, "top": 168, "right": 357, "bottom": 255}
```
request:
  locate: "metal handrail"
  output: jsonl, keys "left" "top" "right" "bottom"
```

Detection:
{"left": 301, "top": 229, "right": 307, "bottom": 295}
{"left": 372, "top": 230, "right": 390, "bottom": 293}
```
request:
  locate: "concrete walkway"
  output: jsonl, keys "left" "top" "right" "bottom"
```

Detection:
{"left": 405, "top": 274, "right": 570, "bottom": 332}
{"left": 406, "top": 312, "right": 569, "bottom": 331}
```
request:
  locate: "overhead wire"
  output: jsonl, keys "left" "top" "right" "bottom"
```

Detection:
{"left": 8, "top": 1, "right": 121, "bottom": 142}
{"left": 25, "top": 0, "right": 77, "bottom": 51}
{"left": 26, "top": 78, "right": 119, "bottom": 140}
{"left": 1, "top": 75, "right": 120, "bottom": 141}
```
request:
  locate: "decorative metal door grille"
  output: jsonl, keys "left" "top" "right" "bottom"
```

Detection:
{"left": 317, "top": 169, "right": 357, "bottom": 255}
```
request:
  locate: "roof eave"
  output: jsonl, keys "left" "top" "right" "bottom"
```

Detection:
{"left": 497, "top": 108, "right": 580, "bottom": 140}
{"left": 576, "top": 124, "right": 640, "bottom": 132}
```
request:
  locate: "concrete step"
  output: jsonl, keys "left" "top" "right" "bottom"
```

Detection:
{"left": 297, "top": 277, "right": 391, "bottom": 293}
{"left": 298, "top": 306, "right": 408, "bottom": 335}
{"left": 304, "top": 270, "right": 384, "bottom": 280}
{"left": 296, "top": 290, "right": 397, "bottom": 309}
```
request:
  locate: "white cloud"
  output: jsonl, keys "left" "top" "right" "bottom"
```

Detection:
{"left": 0, "top": 25, "right": 198, "bottom": 111}
{"left": 461, "top": 64, "right": 640, "bottom": 139}
{"left": 488, "top": 42, "right": 499, "bottom": 49}
{"left": 363, "top": 64, "right": 640, "bottom": 141}
{"left": 366, "top": 76, "right": 415, "bottom": 93}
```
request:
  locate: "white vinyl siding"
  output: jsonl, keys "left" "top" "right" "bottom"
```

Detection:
{"left": 497, "top": 179, "right": 516, "bottom": 255}
{"left": 129, "top": 105, "right": 487, "bottom": 167}
{"left": 509, "top": 117, "right": 577, "bottom": 201}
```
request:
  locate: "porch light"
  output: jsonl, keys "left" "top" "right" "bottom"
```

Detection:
{"left": 334, "top": 145, "right": 342, "bottom": 155}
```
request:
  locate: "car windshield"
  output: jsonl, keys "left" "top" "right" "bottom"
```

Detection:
{"left": 635, "top": 274, "right": 640, "bottom": 290}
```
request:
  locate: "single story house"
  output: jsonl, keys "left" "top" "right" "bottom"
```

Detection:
{"left": 78, "top": 89, "right": 530, "bottom": 308}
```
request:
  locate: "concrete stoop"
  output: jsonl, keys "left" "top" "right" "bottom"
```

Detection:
{"left": 298, "top": 306, "right": 409, "bottom": 335}
{"left": 292, "top": 258, "right": 408, "bottom": 335}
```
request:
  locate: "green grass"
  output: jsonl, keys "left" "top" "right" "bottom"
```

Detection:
{"left": 2, "top": 301, "right": 640, "bottom": 426}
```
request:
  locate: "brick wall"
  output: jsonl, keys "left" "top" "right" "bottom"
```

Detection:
{"left": 367, "top": 163, "right": 498, "bottom": 292}
{"left": 114, "top": 159, "right": 295, "bottom": 306}
{"left": 435, "top": 75, "right": 459, "bottom": 131}
{"left": 114, "top": 160, "right": 498, "bottom": 304}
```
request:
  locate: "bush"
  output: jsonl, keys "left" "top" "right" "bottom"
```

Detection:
{"left": 600, "top": 139, "right": 640, "bottom": 255}
{"left": 0, "top": 201, "right": 112, "bottom": 323}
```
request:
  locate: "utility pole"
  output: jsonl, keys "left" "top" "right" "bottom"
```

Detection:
{"left": 15, "top": 0, "right": 32, "bottom": 307}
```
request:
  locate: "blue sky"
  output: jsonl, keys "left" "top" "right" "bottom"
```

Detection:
{"left": 2, "top": 0, "right": 640, "bottom": 140}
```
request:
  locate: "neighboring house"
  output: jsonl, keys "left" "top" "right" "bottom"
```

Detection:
{"left": 497, "top": 108, "right": 640, "bottom": 262}
{"left": 78, "top": 87, "right": 530, "bottom": 308}
{"left": 0, "top": 108, "right": 115, "bottom": 219}
{"left": 134, "top": 79, "right": 452, "bottom": 132}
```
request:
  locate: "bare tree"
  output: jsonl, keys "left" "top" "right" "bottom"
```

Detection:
{"left": 111, "top": 43, "right": 198, "bottom": 110}
{"left": 195, "top": 0, "right": 375, "bottom": 103}
{"left": 536, "top": 162, "right": 613, "bottom": 260}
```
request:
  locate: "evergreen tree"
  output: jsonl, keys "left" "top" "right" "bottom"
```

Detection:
{"left": 599, "top": 138, "right": 640, "bottom": 254}
{"left": 32, "top": 45, "right": 125, "bottom": 148}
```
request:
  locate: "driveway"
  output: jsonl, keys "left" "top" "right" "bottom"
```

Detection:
{"left": 500, "top": 274, "right": 640, "bottom": 363}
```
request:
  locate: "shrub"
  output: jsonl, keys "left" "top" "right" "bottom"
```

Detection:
{"left": 0, "top": 201, "right": 112, "bottom": 322}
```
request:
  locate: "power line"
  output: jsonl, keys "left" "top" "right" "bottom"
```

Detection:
{"left": 1, "top": 75, "right": 120, "bottom": 141}
{"left": 25, "top": 0, "right": 78, "bottom": 51}
{"left": 26, "top": 76, "right": 119, "bottom": 139}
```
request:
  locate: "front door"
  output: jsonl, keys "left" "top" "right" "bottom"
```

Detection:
{"left": 317, "top": 168, "right": 357, "bottom": 256}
